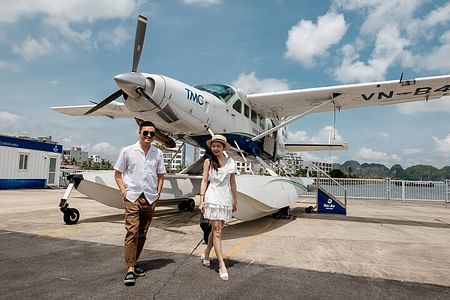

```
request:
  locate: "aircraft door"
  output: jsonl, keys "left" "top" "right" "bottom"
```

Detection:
{"left": 263, "top": 131, "right": 277, "bottom": 159}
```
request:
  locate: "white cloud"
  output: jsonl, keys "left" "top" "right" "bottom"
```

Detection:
{"left": 433, "top": 133, "right": 450, "bottom": 155}
{"left": 77, "top": 142, "right": 119, "bottom": 158}
{"left": 356, "top": 147, "right": 400, "bottom": 163}
{"left": 335, "top": 0, "right": 421, "bottom": 36}
{"left": 423, "top": 2, "right": 450, "bottom": 28}
{"left": 0, "top": 111, "right": 24, "bottom": 133}
{"left": 13, "top": 36, "right": 53, "bottom": 61}
{"left": 0, "top": 59, "right": 22, "bottom": 72}
{"left": 50, "top": 80, "right": 59, "bottom": 85}
{"left": 43, "top": 18, "right": 93, "bottom": 48}
{"left": 91, "top": 142, "right": 118, "bottom": 155}
{"left": 415, "top": 33, "right": 450, "bottom": 72}
{"left": 334, "top": 1, "right": 450, "bottom": 75}
{"left": 98, "top": 25, "right": 131, "bottom": 49}
{"left": 287, "top": 130, "right": 309, "bottom": 143}
{"left": 299, "top": 152, "right": 321, "bottom": 161}
{"left": 285, "top": 11, "right": 347, "bottom": 67}
{"left": 402, "top": 148, "right": 422, "bottom": 155}
{"left": 396, "top": 96, "right": 450, "bottom": 114}
{"left": 334, "top": 25, "right": 410, "bottom": 82}
{"left": 181, "top": 0, "right": 222, "bottom": 5}
{"left": 232, "top": 72, "right": 289, "bottom": 94}
{"left": 0, "top": 0, "right": 140, "bottom": 23}
{"left": 378, "top": 132, "right": 389, "bottom": 140}
{"left": 0, "top": 0, "right": 142, "bottom": 50}
{"left": 288, "top": 126, "right": 344, "bottom": 144}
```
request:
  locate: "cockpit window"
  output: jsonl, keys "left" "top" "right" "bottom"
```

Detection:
{"left": 194, "top": 84, "right": 235, "bottom": 103}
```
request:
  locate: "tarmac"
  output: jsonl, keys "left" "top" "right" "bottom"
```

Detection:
{"left": 0, "top": 188, "right": 449, "bottom": 299}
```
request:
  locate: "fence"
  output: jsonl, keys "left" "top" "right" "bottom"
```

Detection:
{"left": 302, "top": 178, "right": 450, "bottom": 203}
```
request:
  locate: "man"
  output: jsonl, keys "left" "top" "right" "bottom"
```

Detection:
{"left": 114, "top": 121, "right": 166, "bottom": 286}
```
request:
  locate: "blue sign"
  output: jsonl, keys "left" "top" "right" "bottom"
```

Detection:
{"left": 0, "top": 135, "right": 63, "bottom": 153}
{"left": 0, "top": 179, "right": 46, "bottom": 189}
{"left": 317, "top": 187, "right": 346, "bottom": 215}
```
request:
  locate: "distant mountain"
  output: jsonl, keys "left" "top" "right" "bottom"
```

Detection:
{"left": 332, "top": 161, "right": 450, "bottom": 180}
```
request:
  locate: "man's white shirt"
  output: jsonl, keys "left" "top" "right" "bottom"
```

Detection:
{"left": 114, "top": 141, "right": 166, "bottom": 203}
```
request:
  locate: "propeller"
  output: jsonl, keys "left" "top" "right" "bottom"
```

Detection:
{"left": 84, "top": 15, "right": 147, "bottom": 115}
{"left": 132, "top": 15, "right": 147, "bottom": 72}
{"left": 84, "top": 89, "right": 123, "bottom": 115}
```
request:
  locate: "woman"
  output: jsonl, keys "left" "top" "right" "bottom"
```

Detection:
{"left": 198, "top": 134, "right": 237, "bottom": 281}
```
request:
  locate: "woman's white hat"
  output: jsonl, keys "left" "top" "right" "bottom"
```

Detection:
{"left": 206, "top": 134, "right": 231, "bottom": 150}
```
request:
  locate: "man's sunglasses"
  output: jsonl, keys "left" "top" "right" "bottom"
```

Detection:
{"left": 143, "top": 130, "right": 156, "bottom": 137}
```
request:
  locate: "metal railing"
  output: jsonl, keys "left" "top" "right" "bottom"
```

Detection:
{"left": 309, "top": 163, "right": 347, "bottom": 207}
{"left": 301, "top": 177, "right": 449, "bottom": 202}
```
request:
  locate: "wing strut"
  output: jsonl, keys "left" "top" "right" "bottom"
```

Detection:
{"left": 251, "top": 99, "right": 333, "bottom": 141}
{"left": 233, "top": 140, "right": 254, "bottom": 175}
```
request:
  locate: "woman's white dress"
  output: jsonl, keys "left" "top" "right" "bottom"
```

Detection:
{"left": 204, "top": 158, "right": 236, "bottom": 221}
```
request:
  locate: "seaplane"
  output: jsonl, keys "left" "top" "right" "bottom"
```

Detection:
{"left": 52, "top": 15, "right": 450, "bottom": 225}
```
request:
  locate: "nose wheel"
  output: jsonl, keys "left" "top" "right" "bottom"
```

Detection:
{"left": 58, "top": 176, "right": 83, "bottom": 225}
{"left": 63, "top": 208, "right": 80, "bottom": 225}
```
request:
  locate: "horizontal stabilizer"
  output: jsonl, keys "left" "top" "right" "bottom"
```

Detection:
{"left": 285, "top": 143, "right": 348, "bottom": 152}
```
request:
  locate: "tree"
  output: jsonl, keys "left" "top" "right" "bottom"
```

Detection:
{"left": 330, "top": 169, "right": 345, "bottom": 178}
{"left": 347, "top": 166, "right": 353, "bottom": 177}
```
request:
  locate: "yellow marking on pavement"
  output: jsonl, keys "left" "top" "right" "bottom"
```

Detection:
{"left": 223, "top": 219, "right": 275, "bottom": 259}
{"left": 39, "top": 225, "right": 84, "bottom": 238}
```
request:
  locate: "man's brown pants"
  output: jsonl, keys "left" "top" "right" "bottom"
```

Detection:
{"left": 124, "top": 194, "right": 156, "bottom": 267}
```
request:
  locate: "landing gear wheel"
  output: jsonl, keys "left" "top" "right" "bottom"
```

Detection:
{"left": 186, "top": 199, "right": 195, "bottom": 211}
{"left": 178, "top": 200, "right": 186, "bottom": 211}
{"left": 272, "top": 206, "right": 295, "bottom": 219}
{"left": 63, "top": 208, "right": 80, "bottom": 225}
{"left": 280, "top": 206, "right": 290, "bottom": 216}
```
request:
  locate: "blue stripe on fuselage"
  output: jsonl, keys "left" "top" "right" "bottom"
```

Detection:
{"left": 191, "top": 133, "right": 268, "bottom": 158}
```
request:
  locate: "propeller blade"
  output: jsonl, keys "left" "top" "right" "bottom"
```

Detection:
{"left": 132, "top": 15, "right": 147, "bottom": 72}
{"left": 84, "top": 89, "right": 123, "bottom": 115}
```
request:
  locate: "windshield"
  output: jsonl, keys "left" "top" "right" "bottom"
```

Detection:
{"left": 194, "top": 84, "right": 234, "bottom": 103}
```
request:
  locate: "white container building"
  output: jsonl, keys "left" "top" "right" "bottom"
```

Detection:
{"left": 0, "top": 134, "right": 63, "bottom": 189}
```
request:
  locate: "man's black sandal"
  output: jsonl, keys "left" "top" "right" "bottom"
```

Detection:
{"left": 124, "top": 271, "right": 136, "bottom": 286}
{"left": 134, "top": 266, "right": 146, "bottom": 277}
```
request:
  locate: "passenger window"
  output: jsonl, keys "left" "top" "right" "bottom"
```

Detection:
{"left": 251, "top": 110, "right": 257, "bottom": 123}
{"left": 244, "top": 104, "right": 249, "bottom": 118}
{"left": 232, "top": 99, "right": 242, "bottom": 113}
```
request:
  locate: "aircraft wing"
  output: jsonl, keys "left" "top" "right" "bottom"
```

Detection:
{"left": 247, "top": 75, "right": 450, "bottom": 118}
{"left": 51, "top": 101, "right": 133, "bottom": 118}
{"left": 285, "top": 143, "right": 348, "bottom": 152}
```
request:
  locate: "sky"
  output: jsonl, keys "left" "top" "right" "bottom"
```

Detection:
{"left": 0, "top": 0, "right": 449, "bottom": 168}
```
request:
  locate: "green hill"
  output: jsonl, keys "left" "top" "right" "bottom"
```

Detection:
{"left": 332, "top": 161, "right": 450, "bottom": 180}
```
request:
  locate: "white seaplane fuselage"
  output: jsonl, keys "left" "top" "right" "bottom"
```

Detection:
{"left": 73, "top": 170, "right": 312, "bottom": 221}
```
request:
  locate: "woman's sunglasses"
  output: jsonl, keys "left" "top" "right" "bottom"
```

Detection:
{"left": 143, "top": 130, "right": 156, "bottom": 137}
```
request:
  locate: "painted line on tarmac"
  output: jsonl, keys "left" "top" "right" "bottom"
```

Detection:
{"left": 39, "top": 224, "right": 86, "bottom": 238}
{"left": 223, "top": 219, "right": 275, "bottom": 259}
